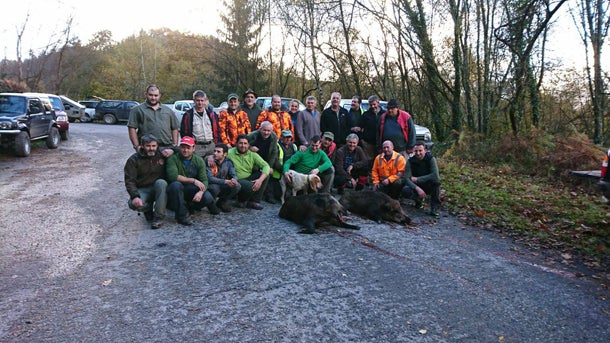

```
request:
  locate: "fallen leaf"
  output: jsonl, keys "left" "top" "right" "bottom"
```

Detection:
{"left": 102, "top": 279, "right": 112, "bottom": 286}
{"left": 419, "top": 329, "right": 427, "bottom": 334}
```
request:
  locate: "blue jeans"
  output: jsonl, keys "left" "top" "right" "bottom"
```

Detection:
{"left": 127, "top": 179, "right": 168, "bottom": 217}
{"left": 167, "top": 181, "right": 215, "bottom": 219}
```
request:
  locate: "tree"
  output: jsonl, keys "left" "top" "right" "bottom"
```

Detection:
{"left": 572, "top": 0, "right": 610, "bottom": 144}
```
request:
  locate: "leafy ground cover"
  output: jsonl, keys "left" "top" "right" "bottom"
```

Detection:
{"left": 438, "top": 131, "right": 609, "bottom": 276}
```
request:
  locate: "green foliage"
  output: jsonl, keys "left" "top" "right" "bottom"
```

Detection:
{"left": 441, "top": 131, "right": 609, "bottom": 265}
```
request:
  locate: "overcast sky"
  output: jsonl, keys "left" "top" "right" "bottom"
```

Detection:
{"left": 1, "top": 0, "right": 587, "bottom": 70}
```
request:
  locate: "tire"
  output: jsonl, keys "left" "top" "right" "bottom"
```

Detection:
{"left": 60, "top": 129, "right": 69, "bottom": 141}
{"left": 68, "top": 118, "right": 76, "bottom": 123}
{"left": 80, "top": 114, "right": 91, "bottom": 123}
{"left": 46, "top": 127, "right": 60, "bottom": 149}
{"left": 103, "top": 113, "right": 117, "bottom": 125}
{"left": 15, "top": 131, "right": 31, "bottom": 157}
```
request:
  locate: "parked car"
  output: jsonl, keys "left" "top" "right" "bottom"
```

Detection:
{"left": 23, "top": 93, "right": 69, "bottom": 141}
{"left": 60, "top": 95, "right": 85, "bottom": 122}
{"left": 168, "top": 100, "right": 194, "bottom": 122}
{"left": 78, "top": 100, "right": 98, "bottom": 122}
{"left": 0, "top": 93, "right": 61, "bottom": 157}
{"left": 255, "top": 97, "right": 305, "bottom": 112}
{"left": 94, "top": 100, "right": 139, "bottom": 124}
{"left": 213, "top": 101, "right": 228, "bottom": 115}
{"left": 323, "top": 98, "right": 434, "bottom": 149}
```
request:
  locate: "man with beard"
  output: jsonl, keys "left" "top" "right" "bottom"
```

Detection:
{"left": 377, "top": 99, "right": 416, "bottom": 158}
{"left": 124, "top": 134, "right": 168, "bottom": 230}
{"left": 321, "top": 92, "right": 351, "bottom": 146}
{"left": 240, "top": 89, "right": 262, "bottom": 128}
{"left": 255, "top": 94, "right": 294, "bottom": 139}
{"left": 354, "top": 95, "right": 384, "bottom": 161}
{"left": 218, "top": 93, "right": 252, "bottom": 147}
{"left": 167, "top": 136, "right": 219, "bottom": 226}
{"left": 128, "top": 84, "right": 179, "bottom": 158}
{"left": 401, "top": 141, "right": 441, "bottom": 217}
{"left": 227, "top": 134, "right": 271, "bottom": 210}
{"left": 180, "top": 90, "right": 219, "bottom": 158}
{"left": 247, "top": 121, "right": 280, "bottom": 204}
{"left": 295, "top": 95, "right": 321, "bottom": 151}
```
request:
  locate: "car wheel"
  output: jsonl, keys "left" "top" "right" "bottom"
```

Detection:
{"left": 103, "top": 113, "right": 117, "bottom": 125}
{"left": 80, "top": 114, "right": 91, "bottom": 123}
{"left": 15, "top": 131, "right": 31, "bottom": 157}
{"left": 60, "top": 129, "right": 69, "bottom": 141}
{"left": 46, "top": 127, "right": 60, "bottom": 149}
{"left": 68, "top": 118, "right": 76, "bottom": 123}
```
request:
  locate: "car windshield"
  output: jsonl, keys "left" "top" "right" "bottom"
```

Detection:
{"left": 0, "top": 96, "right": 26, "bottom": 116}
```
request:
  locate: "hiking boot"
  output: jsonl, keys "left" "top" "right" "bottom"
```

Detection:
{"left": 246, "top": 201, "right": 264, "bottom": 210}
{"left": 144, "top": 211, "right": 154, "bottom": 222}
{"left": 217, "top": 200, "right": 232, "bottom": 213}
{"left": 151, "top": 215, "right": 165, "bottom": 229}
{"left": 177, "top": 216, "right": 193, "bottom": 226}
{"left": 208, "top": 202, "right": 221, "bottom": 215}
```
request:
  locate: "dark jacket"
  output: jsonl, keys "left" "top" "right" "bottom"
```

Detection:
{"left": 124, "top": 150, "right": 166, "bottom": 199}
{"left": 180, "top": 108, "right": 220, "bottom": 143}
{"left": 377, "top": 109, "right": 416, "bottom": 152}
{"left": 320, "top": 106, "right": 352, "bottom": 145}
{"left": 358, "top": 108, "right": 383, "bottom": 144}
{"left": 404, "top": 152, "right": 440, "bottom": 189}
{"left": 206, "top": 157, "right": 238, "bottom": 185}
{"left": 247, "top": 130, "right": 280, "bottom": 171}
{"left": 332, "top": 145, "right": 369, "bottom": 180}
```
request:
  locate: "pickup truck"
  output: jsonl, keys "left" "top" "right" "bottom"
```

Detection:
{"left": 167, "top": 100, "right": 194, "bottom": 122}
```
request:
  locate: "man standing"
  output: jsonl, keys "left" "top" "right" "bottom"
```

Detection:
{"left": 255, "top": 95, "right": 294, "bottom": 139}
{"left": 377, "top": 99, "right": 416, "bottom": 157}
{"left": 206, "top": 144, "right": 241, "bottom": 212}
{"left": 287, "top": 99, "right": 301, "bottom": 138}
{"left": 295, "top": 95, "right": 321, "bottom": 151}
{"left": 401, "top": 141, "right": 441, "bottom": 217}
{"left": 128, "top": 85, "right": 179, "bottom": 158}
{"left": 347, "top": 95, "right": 363, "bottom": 131}
{"left": 320, "top": 92, "right": 351, "bottom": 146}
{"left": 247, "top": 121, "right": 280, "bottom": 204}
{"left": 124, "top": 134, "right": 167, "bottom": 230}
{"left": 167, "top": 136, "right": 219, "bottom": 226}
{"left": 355, "top": 95, "right": 384, "bottom": 161}
{"left": 180, "top": 90, "right": 218, "bottom": 158}
{"left": 227, "top": 134, "right": 270, "bottom": 210}
{"left": 240, "top": 89, "right": 262, "bottom": 128}
{"left": 333, "top": 133, "right": 369, "bottom": 194}
{"left": 283, "top": 135, "right": 334, "bottom": 194}
{"left": 218, "top": 93, "right": 251, "bottom": 147}
{"left": 371, "top": 140, "right": 406, "bottom": 199}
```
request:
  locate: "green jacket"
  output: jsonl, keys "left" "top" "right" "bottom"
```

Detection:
{"left": 227, "top": 147, "right": 270, "bottom": 179}
{"left": 283, "top": 147, "right": 332, "bottom": 174}
{"left": 166, "top": 153, "right": 208, "bottom": 187}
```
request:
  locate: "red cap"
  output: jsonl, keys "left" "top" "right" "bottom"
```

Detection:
{"left": 179, "top": 136, "right": 195, "bottom": 146}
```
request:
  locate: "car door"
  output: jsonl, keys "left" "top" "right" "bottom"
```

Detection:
{"left": 27, "top": 98, "right": 51, "bottom": 138}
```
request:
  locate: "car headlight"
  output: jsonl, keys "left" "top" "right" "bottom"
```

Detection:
{"left": 424, "top": 132, "right": 432, "bottom": 142}
{"left": 0, "top": 122, "right": 15, "bottom": 129}
{"left": 56, "top": 115, "right": 68, "bottom": 122}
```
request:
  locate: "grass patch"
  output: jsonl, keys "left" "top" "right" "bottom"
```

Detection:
{"left": 438, "top": 131, "right": 610, "bottom": 271}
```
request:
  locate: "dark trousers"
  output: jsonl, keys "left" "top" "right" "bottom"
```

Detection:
{"left": 167, "top": 181, "right": 214, "bottom": 219}
{"left": 237, "top": 171, "right": 269, "bottom": 203}
{"left": 401, "top": 180, "right": 441, "bottom": 208}
{"left": 379, "top": 178, "right": 405, "bottom": 199}
{"left": 333, "top": 166, "right": 368, "bottom": 189}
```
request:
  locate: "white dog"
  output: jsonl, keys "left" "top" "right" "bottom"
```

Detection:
{"left": 280, "top": 170, "right": 323, "bottom": 204}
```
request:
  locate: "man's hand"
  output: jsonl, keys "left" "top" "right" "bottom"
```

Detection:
{"left": 284, "top": 173, "right": 292, "bottom": 184}
{"left": 193, "top": 179, "right": 206, "bottom": 192}
{"left": 131, "top": 197, "right": 143, "bottom": 208}
{"left": 250, "top": 146, "right": 259, "bottom": 152}
{"left": 192, "top": 191, "right": 203, "bottom": 203}
{"left": 252, "top": 178, "right": 263, "bottom": 191}
{"left": 416, "top": 186, "right": 427, "bottom": 199}
{"left": 299, "top": 145, "right": 307, "bottom": 152}
{"left": 309, "top": 168, "right": 319, "bottom": 175}
{"left": 161, "top": 148, "right": 174, "bottom": 158}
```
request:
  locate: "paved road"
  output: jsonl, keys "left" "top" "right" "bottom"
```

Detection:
{"left": 0, "top": 124, "right": 608, "bottom": 342}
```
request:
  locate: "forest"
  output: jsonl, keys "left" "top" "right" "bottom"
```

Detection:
{"left": 0, "top": 0, "right": 608, "bottom": 146}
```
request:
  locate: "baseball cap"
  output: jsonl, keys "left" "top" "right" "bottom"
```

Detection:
{"left": 281, "top": 130, "right": 293, "bottom": 137}
{"left": 179, "top": 136, "right": 195, "bottom": 146}
{"left": 227, "top": 93, "right": 239, "bottom": 101}
{"left": 322, "top": 131, "right": 334, "bottom": 140}
{"left": 243, "top": 89, "right": 257, "bottom": 98}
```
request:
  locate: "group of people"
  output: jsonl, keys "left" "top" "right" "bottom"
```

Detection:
{"left": 124, "top": 85, "right": 441, "bottom": 229}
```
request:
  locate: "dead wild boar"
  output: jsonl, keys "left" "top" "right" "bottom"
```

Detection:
{"left": 278, "top": 193, "right": 359, "bottom": 234}
{"left": 339, "top": 190, "right": 411, "bottom": 225}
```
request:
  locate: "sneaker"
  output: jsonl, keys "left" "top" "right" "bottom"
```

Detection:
{"left": 217, "top": 200, "right": 232, "bottom": 213}
{"left": 151, "top": 215, "right": 164, "bottom": 229}
{"left": 208, "top": 203, "right": 221, "bottom": 215}
{"left": 144, "top": 211, "right": 154, "bottom": 222}
{"left": 246, "top": 201, "right": 264, "bottom": 210}
{"left": 177, "top": 216, "right": 193, "bottom": 226}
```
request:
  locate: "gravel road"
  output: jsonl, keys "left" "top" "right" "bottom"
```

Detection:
{"left": 0, "top": 123, "right": 608, "bottom": 342}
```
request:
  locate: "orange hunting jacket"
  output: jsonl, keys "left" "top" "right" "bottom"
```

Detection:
{"left": 218, "top": 109, "right": 251, "bottom": 145}
{"left": 256, "top": 109, "right": 294, "bottom": 140}
{"left": 371, "top": 151, "right": 406, "bottom": 185}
